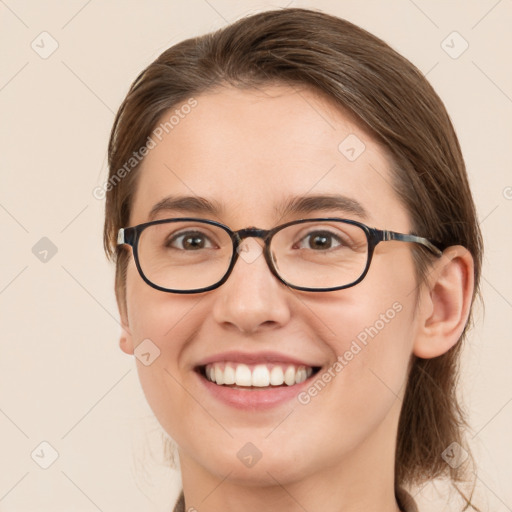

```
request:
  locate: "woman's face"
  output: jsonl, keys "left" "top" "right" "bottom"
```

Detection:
{"left": 121, "top": 85, "right": 426, "bottom": 486}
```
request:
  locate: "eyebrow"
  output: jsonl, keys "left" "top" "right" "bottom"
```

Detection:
{"left": 277, "top": 194, "right": 369, "bottom": 220}
{"left": 148, "top": 193, "right": 368, "bottom": 222}
{"left": 149, "top": 195, "right": 223, "bottom": 220}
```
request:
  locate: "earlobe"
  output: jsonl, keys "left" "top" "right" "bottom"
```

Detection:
{"left": 413, "top": 246, "right": 474, "bottom": 359}
{"left": 119, "top": 314, "right": 135, "bottom": 355}
{"left": 116, "top": 288, "right": 134, "bottom": 355}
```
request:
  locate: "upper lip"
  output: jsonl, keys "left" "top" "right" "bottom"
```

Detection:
{"left": 194, "top": 351, "right": 322, "bottom": 368}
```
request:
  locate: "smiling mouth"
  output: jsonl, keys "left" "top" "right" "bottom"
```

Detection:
{"left": 196, "top": 362, "right": 321, "bottom": 389}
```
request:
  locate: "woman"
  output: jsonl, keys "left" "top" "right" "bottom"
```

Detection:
{"left": 104, "top": 8, "right": 482, "bottom": 511}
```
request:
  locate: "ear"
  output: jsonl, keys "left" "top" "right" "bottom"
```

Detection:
{"left": 118, "top": 302, "right": 135, "bottom": 356}
{"left": 413, "top": 246, "right": 474, "bottom": 359}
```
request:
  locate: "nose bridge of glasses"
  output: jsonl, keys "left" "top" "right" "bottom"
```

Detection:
{"left": 232, "top": 227, "right": 272, "bottom": 266}
{"left": 234, "top": 227, "right": 270, "bottom": 243}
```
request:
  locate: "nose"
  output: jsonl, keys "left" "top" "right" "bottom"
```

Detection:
{"left": 211, "top": 238, "right": 291, "bottom": 334}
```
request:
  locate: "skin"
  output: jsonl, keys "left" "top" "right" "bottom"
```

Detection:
{"left": 118, "top": 85, "right": 474, "bottom": 512}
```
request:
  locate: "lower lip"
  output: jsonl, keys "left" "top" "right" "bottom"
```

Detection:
{"left": 196, "top": 371, "right": 316, "bottom": 410}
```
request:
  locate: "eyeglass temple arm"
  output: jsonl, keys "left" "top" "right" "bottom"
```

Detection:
{"left": 118, "top": 227, "right": 136, "bottom": 246}
{"left": 380, "top": 230, "right": 443, "bottom": 257}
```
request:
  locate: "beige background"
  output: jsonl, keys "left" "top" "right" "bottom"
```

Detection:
{"left": 1, "top": 0, "right": 511, "bottom": 510}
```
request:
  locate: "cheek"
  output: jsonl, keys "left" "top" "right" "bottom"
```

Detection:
{"left": 308, "top": 291, "right": 414, "bottom": 393}
{"left": 297, "top": 250, "right": 418, "bottom": 430}
{"left": 124, "top": 262, "right": 202, "bottom": 437}
{"left": 340, "top": 255, "right": 418, "bottom": 391}
{"left": 293, "top": 295, "right": 414, "bottom": 460}
{"left": 125, "top": 259, "right": 201, "bottom": 341}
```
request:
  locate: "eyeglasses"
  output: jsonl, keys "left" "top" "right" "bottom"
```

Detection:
{"left": 117, "top": 217, "right": 443, "bottom": 294}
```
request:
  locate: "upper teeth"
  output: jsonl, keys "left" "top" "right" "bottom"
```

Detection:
{"left": 205, "top": 363, "right": 313, "bottom": 387}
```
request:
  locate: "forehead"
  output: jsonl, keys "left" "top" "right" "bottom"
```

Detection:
{"left": 130, "top": 85, "right": 409, "bottom": 230}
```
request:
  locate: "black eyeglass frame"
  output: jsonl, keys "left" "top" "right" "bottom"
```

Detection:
{"left": 117, "top": 217, "right": 444, "bottom": 294}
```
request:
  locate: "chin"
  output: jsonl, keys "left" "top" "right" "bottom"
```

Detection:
{"left": 190, "top": 441, "right": 313, "bottom": 488}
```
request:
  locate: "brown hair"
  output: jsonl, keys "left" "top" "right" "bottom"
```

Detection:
{"left": 104, "top": 7, "right": 483, "bottom": 507}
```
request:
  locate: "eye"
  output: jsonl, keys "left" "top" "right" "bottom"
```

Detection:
{"left": 168, "top": 231, "right": 215, "bottom": 250}
{"left": 295, "top": 230, "right": 343, "bottom": 250}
